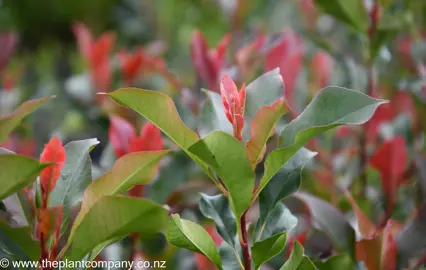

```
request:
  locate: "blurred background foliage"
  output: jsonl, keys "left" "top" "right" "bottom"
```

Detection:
{"left": 1, "top": 0, "right": 426, "bottom": 269}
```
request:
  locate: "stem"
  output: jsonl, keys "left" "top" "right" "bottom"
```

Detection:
{"left": 240, "top": 212, "right": 251, "bottom": 270}
{"left": 360, "top": 0, "right": 379, "bottom": 198}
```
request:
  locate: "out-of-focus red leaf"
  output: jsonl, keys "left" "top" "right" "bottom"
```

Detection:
{"left": 191, "top": 30, "right": 230, "bottom": 92}
{"left": 310, "top": 51, "right": 333, "bottom": 92}
{"left": 39, "top": 137, "right": 66, "bottom": 195}
{"left": 356, "top": 236, "right": 381, "bottom": 270}
{"left": 220, "top": 74, "right": 246, "bottom": 141}
{"left": 119, "top": 50, "right": 145, "bottom": 86}
{"left": 119, "top": 48, "right": 166, "bottom": 86}
{"left": 129, "top": 122, "right": 164, "bottom": 152}
{"left": 381, "top": 220, "right": 397, "bottom": 270}
{"left": 265, "top": 29, "right": 303, "bottom": 115}
{"left": 298, "top": 0, "right": 317, "bottom": 29}
{"left": 370, "top": 136, "right": 407, "bottom": 215}
{"left": 344, "top": 189, "right": 376, "bottom": 238}
{"left": 108, "top": 115, "right": 136, "bottom": 158}
{"left": 72, "top": 23, "right": 115, "bottom": 94}
{"left": 236, "top": 33, "right": 266, "bottom": 78}
{"left": 0, "top": 32, "right": 18, "bottom": 73}
{"left": 73, "top": 23, "right": 93, "bottom": 61}
{"left": 109, "top": 119, "right": 163, "bottom": 198}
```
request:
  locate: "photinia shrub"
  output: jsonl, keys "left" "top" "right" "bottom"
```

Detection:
{"left": 1, "top": 0, "right": 426, "bottom": 269}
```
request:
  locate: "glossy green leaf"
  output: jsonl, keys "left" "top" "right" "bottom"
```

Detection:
{"left": 257, "top": 87, "right": 386, "bottom": 198}
{"left": 280, "top": 241, "right": 304, "bottom": 270}
{"left": 245, "top": 68, "right": 284, "bottom": 120}
{"left": 105, "top": 88, "right": 215, "bottom": 184}
{"left": 294, "top": 192, "right": 356, "bottom": 257}
{"left": 252, "top": 232, "right": 287, "bottom": 270}
{"left": 0, "top": 222, "right": 40, "bottom": 261}
{"left": 0, "top": 154, "right": 50, "bottom": 200}
{"left": 199, "top": 193, "right": 237, "bottom": 248}
{"left": 166, "top": 214, "right": 222, "bottom": 269}
{"left": 71, "top": 150, "right": 170, "bottom": 236}
{"left": 280, "top": 241, "right": 317, "bottom": 270}
{"left": 246, "top": 99, "right": 289, "bottom": 168}
{"left": 64, "top": 196, "right": 168, "bottom": 261}
{"left": 188, "top": 131, "right": 254, "bottom": 220}
{"left": 315, "top": 0, "right": 368, "bottom": 32}
{"left": 49, "top": 138, "right": 99, "bottom": 208}
{"left": 255, "top": 202, "right": 298, "bottom": 241}
{"left": 0, "top": 97, "right": 51, "bottom": 143}
{"left": 197, "top": 89, "right": 233, "bottom": 138}
{"left": 257, "top": 148, "right": 316, "bottom": 220}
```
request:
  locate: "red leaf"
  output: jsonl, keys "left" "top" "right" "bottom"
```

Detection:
{"left": 220, "top": 74, "right": 246, "bottom": 141}
{"left": 0, "top": 32, "right": 18, "bottom": 73}
{"left": 380, "top": 220, "right": 397, "bottom": 270}
{"left": 370, "top": 136, "right": 407, "bottom": 214}
{"left": 310, "top": 51, "right": 333, "bottom": 90}
{"left": 265, "top": 29, "right": 303, "bottom": 114}
{"left": 129, "top": 122, "right": 164, "bottom": 152}
{"left": 72, "top": 23, "right": 93, "bottom": 61}
{"left": 72, "top": 22, "right": 115, "bottom": 94}
{"left": 39, "top": 137, "right": 66, "bottom": 194}
{"left": 119, "top": 49, "right": 145, "bottom": 86}
{"left": 191, "top": 30, "right": 230, "bottom": 92}
{"left": 344, "top": 189, "right": 376, "bottom": 238}
{"left": 108, "top": 115, "right": 136, "bottom": 158}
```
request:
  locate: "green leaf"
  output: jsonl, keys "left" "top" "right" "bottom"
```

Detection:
{"left": 188, "top": 131, "right": 254, "bottom": 220}
{"left": 280, "top": 241, "right": 304, "bottom": 270}
{"left": 257, "top": 87, "right": 386, "bottom": 198}
{"left": 252, "top": 232, "right": 287, "bottom": 270}
{"left": 294, "top": 192, "right": 355, "bottom": 257}
{"left": 105, "top": 88, "right": 199, "bottom": 149}
{"left": 70, "top": 151, "right": 170, "bottom": 238}
{"left": 197, "top": 90, "right": 233, "bottom": 138}
{"left": 246, "top": 99, "right": 289, "bottom": 167}
{"left": 49, "top": 138, "right": 99, "bottom": 208}
{"left": 255, "top": 202, "right": 298, "bottom": 241}
{"left": 245, "top": 68, "right": 284, "bottom": 120}
{"left": 258, "top": 148, "right": 316, "bottom": 222}
{"left": 0, "top": 222, "right": 40, "bottom": 261}
{"left": 166, "top": 214, "right": 222, "bottom": 270}
{"left": 64, "top": 196, "right": 167, "bottom": 261}
{"left": 0, "top": 97, "right": 52, "bottom": 143}
{"left": 315, "top": 0, "right": 368, "bottom": 32}
{"left": 280, "top": 241, "right": 317, "bottom": 270}
{"left": 105, "top": 88, "right": 215, "bottom": 184}
{"left": 0, "top": 155, "right": 50, "bottom": 200}
{"left": 314, "top": 254, "right": 353, "bottom": 270}
{"left": 219, "top": 241, "right": 243, "bottom": 270}
{"left": 199, "top": 193, "right": 237, "bottom": 248}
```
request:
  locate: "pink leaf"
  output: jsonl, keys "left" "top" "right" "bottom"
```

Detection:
{"left": 265, "top": 29, "right": 303, "bottom": 114}
{"left": 108, "top": 115, "right": 136, "bottom": 158}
